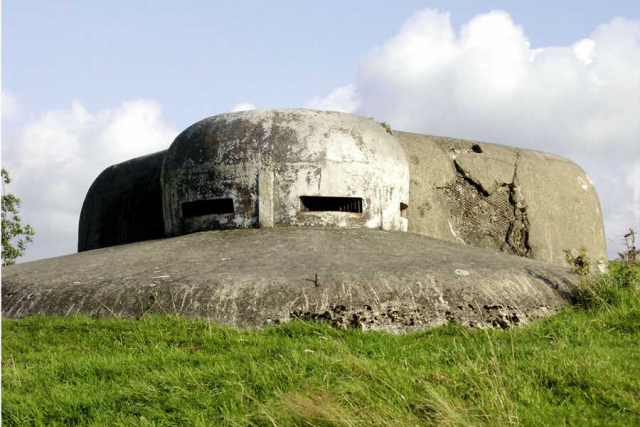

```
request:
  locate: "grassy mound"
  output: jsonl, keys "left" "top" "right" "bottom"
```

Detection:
{"left": 2, "top": 258, "right": 638, "bottom": 426}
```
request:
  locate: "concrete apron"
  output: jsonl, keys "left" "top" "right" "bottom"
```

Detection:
{"left": 2, "top": 228, "right": 577, "bottom": 333}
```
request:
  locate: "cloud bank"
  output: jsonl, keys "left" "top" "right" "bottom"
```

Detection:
{"left": 310, "top": 9, "right": 640, "bottom": 257}
{"left": 4, "top": 100, "right": 178, "bottom": 262}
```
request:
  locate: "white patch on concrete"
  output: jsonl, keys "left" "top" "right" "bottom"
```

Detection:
{"left": 455, "top": 269, "right": 470, "bottom": 276}
{"left": 448, "top": 220, "right": 457, "bottom": 237}
{"left": 448, "top": 220, "right": 466, "bottom": 244}
{"left": 577, "top": 176, "right": 589, "bottom": 190}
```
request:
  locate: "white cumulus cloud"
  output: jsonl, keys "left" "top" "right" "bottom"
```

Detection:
{"left": 573, "top": 38, "right": 596, "bottom": 65}
{"left": 304, "top": 84, "right": 361, "bottom": 113}
{"left": 230, "top": 102, "right": 257, "bottom": 112}
{"left": 3, "top": 99, "right": 178, "bottom": 262}
{"left": 315, "top": 9, "right": 639, "bottom": 258}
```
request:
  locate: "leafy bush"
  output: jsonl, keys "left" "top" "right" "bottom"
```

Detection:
{"left": 563, "top": 246, "right": 591, "bottom": 276}
{"left": 568, "top": 229, "right": 639, "bottom": 310}
{"left": 1, "top": 168, "right": 35, "bottom": 265}
{"left": 616, "top": 229, "right": 639, "bottom": 285}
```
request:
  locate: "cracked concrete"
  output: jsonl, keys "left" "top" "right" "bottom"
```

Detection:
{"left": 76, "top": 111, "right": 607, "bottom": 269}
{"left": 396, "top": 131, "right": 607, "bottom": 267}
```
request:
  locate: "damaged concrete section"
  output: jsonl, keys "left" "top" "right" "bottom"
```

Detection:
{"left": 503, "top": 160, "right": 532, "bottom": 258}
{"left": 396, "top": 131, "right": 607, "bottom": 267}
{"left": 2, "top": 228, "right": 577, "bottom": 333}
{"left": 288, "top": 301, "right": 554, "bottom": 332}
{"left": 439, "top": 157, "right": 531, "bottom": 257}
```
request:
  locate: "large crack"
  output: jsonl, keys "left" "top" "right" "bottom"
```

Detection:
{"left": 438, "top": 151, "right": 532, "bottom": 258}
{"left": 453, "top": 160, "right": 490, "bottom": 197}
{"left": 502, "top": 154, "right": 532, "bottom": 257}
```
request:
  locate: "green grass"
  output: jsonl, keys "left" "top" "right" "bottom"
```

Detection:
{"left": 3, "top": 268, "right": 639, "bottom": 426}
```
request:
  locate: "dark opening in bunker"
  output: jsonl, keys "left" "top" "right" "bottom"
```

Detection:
{"left": 300, "top": 196, "right": 363, "bottom": 213}
{"left": 400, "top": 203, "right": 408, "bottom": 218}
{"left": 182, "top": 198, "right": 234, "bottom": 218}
{"left": 472, "top": 144, "right": 483, "bottom": 153}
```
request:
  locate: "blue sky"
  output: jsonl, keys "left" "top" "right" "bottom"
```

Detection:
{"left": 2, "top": 0, "right": 639, "bottom": 262}
{"left": 4, "top": 1, "right": 638, "bottom": 130}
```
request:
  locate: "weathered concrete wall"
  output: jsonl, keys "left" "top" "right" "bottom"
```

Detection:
{"left": 78, "top": 150, "right": 167, "bottom": 252}
{"left": 4, "top": 228, "right": 578, "bottom": 333}
{"left": 396, "top": 132, "right": 607, "bottom": 267}
{"left": 161, "top": 110, "right": 410, "bottom": 236}
{"left": 75, "top": 110, "right": 607, "bottom": 270}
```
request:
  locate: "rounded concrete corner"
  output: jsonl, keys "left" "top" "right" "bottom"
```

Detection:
{"left": 78, "top": 150, "right": 167, "bottom": 252}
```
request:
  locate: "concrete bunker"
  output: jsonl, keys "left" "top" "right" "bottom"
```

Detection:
{"left": 6, "top": 109, "right": 610, "bottom": 332}
{"left": 77, "top": 109, "right": 607, "bottom": 269}
{"left": 161, "top": 109, "right": 410, "bottom": 236}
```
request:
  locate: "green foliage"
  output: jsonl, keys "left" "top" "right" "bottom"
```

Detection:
{"left": 617, "top": 229, "right": 639, "bottom": 285}
{"left": 573, "top": 270, "right": 638, "bottom": 310}
{"left": 570, "top": 230, "right": 639, "bottom": 310}
{"left": 563, "top": 245, "right": 591, "bottom": 276}
{"left": 1, "top": 168, "right": 35, "bottom": 266}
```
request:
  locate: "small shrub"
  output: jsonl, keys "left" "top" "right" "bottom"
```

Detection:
{"left": 567, "top": 230, "right": 639, "bottom": 310}
{"left": 616, "top": 229, "right": 639, "bottom": 286}
{"left": 563, "top": 246, "right": 591, "bottom": 276}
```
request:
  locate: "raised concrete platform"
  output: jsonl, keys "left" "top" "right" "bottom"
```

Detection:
{"left": 2, "top": 228, "right": 577, "bottom": 333}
